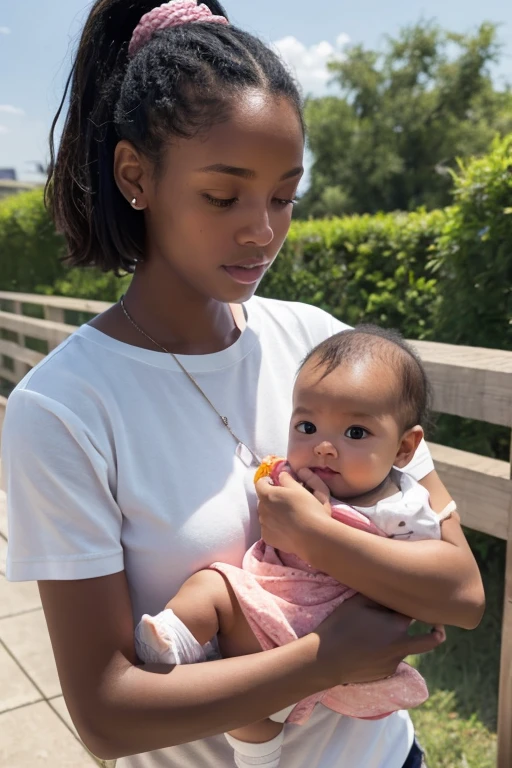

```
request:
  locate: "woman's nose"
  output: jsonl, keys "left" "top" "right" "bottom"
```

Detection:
{"left": 235, "top": 206, "right": 274, "bottom": 247}
{"left": 314, "top": 441, "right": 338, "bottom": 457}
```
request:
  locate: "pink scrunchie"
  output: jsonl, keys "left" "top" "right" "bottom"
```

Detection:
{"left": 129, "top": 0, "right": 229, "bottom": 58}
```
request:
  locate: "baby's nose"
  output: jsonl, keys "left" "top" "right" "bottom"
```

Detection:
{"left": 314, "top": 441, "right": 338, "bottom": 457}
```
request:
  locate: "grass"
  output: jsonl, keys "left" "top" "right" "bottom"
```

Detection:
{"left": 409, "top": 538, "right": 503, "bottom": 767}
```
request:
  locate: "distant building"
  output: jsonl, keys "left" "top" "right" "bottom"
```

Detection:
{"left": 0, "top": 169, "right": 17, "bottom": 181}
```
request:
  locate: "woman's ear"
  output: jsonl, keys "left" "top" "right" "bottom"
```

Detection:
{"left": 114, "top": 140, "right": 149, "bottom": 209}
{"left": 394, "top": 425, "right": 424, "bottom": 468}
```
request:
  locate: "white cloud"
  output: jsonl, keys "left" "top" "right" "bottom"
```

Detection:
{"left": 272, "top": 33, "right": 350, "bottom": 97}
{"left": 0, "top": 27, "right": 11, "bottom": 35}
{"left": 336, "top": 33, "right": 351, "bottom": 49}
{"left": 0, "top": 105, "right": 25, "bottom": 116}
{"left": 0, "top": 125, "right": 8, "bottom": 135}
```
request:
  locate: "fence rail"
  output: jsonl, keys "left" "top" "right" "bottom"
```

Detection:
{"left": 0, "top": 291, "right": 510, "bottom": 767}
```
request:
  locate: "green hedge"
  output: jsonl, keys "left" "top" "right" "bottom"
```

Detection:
{"left": 0, "top": 189, "right": 66, "bottom": 293}
{"left": 259, "top": 209, "right": 444, "bottom": 340}
{"left": 431, "top": 135, "right": 512, "bottom": 351}
{"left": 0, "top": 134, "right": 510, "bottom": 366}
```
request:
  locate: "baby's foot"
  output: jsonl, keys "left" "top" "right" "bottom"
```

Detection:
{"left": 135, "top": 608, "right": 208, "bottom": 666}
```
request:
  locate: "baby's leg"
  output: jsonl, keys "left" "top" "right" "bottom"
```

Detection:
{"left": 136, "top": 569, "right": 287, "bottom": 767}
{"left": 135, "top": 569, "right": 221, "bottom": 666}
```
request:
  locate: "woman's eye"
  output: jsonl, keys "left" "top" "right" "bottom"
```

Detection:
{"left": 273, "top": 198, "right": 297, "bottom": 207}
{"left": 203, "top": 194, "right": 297, "bottom": 209}
{"left": 203, "top": 194, "right": 238, "bottom": 208}
{"left": 345, "top": 426, "right": 368, "bottom": 440}
{"left": 296, "top": 421, "right": 317, "bottom": 435}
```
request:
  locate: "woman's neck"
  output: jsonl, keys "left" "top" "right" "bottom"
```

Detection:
{"left": 90, "top": 266, "right": 243, "bottom": 356}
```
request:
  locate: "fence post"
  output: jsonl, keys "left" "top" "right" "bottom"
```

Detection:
{"left": 10, "top": 301, "right": 28, "bottom": 382}
{"left": 497, "top": 438, "right": 512, "bottom": 768}
{"left": 43, "top": 305, "right": 65, "bottom": 324}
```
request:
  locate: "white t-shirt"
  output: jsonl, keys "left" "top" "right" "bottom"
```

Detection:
{"left": 3, "top": 296, "right": 433, "bottom": 768}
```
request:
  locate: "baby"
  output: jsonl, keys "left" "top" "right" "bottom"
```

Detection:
{"left": 135, "top": 325, "right": 454, "bottom": 768}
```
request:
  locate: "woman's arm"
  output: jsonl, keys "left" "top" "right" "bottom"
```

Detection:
{"left": 256, "top": 471, "right": 485, "bottom": 630}
{"left": 38, "top": 572, "right": 443, "bottom": 760}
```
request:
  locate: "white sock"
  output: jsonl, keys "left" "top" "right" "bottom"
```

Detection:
{"left": 224, "top": 730, "right": 284, "bottom": 767}
{"left": 135, "top": 608, "right": 207, "bottom": 665}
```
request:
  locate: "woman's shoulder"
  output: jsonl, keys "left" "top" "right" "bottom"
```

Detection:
{"left": 5, "top": 326, "right": 115, "bottom": 429}
{"left": 248, "top": 296, "right": 350, "bottom": 346}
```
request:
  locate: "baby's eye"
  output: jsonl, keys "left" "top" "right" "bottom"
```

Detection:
{"left": 345, "top": 426, "right": 369, "bottom": 440}
{"left": 296, "top": 421, "right": 317, "bottom": 435}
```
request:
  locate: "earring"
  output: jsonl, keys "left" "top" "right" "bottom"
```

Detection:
{"left": 131, "top": 197, "right": 144, "bottom": 210}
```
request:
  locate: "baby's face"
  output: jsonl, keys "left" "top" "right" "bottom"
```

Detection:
{"left": 287, "top": 356, "right": 405, "bottom": 501}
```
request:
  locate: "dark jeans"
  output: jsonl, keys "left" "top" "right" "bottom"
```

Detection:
{"left": 401, "top": 739, "right": 426, "bottom": 768}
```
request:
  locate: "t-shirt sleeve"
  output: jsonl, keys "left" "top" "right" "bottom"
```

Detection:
{"left": 2, "top": 388, "right": 123, "bottom": 582}
{"left": 402, "top": 438, "right": 435, "bottom": 481}
{"left": 328, "top": 315, "right": 352, "bottom": 335}
{"left": 325, "top": 313, "right": 435, "bottom": 481}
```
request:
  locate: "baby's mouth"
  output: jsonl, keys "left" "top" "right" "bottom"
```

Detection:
{"left": 310, "top": 466, "right": 340, "bottom": 478}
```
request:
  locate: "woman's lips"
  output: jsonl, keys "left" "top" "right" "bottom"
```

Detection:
{"left": 222, "top": 264, "right": 268, "bottom": 285}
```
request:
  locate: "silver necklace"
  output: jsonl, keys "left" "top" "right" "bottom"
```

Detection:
{"left": 119, "top": 296, "right": 262, "bottom": 468}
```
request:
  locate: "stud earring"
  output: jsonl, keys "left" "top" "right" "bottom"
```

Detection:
{"left": 131, "top": 197, "right": 144, "bottom": 210}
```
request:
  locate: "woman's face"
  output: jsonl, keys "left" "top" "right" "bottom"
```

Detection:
{"left": 140, "top": 90, "right": 304, "bottom": 303}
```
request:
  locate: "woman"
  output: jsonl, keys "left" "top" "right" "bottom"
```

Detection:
{"left": 3, "top": 2, "right": 484, "bottom": 767}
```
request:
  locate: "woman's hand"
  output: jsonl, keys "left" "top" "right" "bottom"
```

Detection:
{"left": 255, "top": 470, "right": 331, "bottom": 554}
{"left": 308, "top": 593, "right": 445, "bottom": 688}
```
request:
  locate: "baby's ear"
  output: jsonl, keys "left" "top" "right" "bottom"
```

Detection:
{"left": 394, "top": 425, "right": 424, "bottom": 468}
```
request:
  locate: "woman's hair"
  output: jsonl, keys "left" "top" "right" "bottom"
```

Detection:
{"left": 46, "top": 1, "right": 304, "bottom": 273}
{"left": 301, "top": 325, "right": 432, "bottom": 431}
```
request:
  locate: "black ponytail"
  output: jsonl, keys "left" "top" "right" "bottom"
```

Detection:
{"left": 46, "top": 1, "right": 303, "bottom": 274}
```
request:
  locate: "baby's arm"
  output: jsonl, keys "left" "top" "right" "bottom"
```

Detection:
{"left": 258, "top": 470, "right": 484, "bottom": 630}
{"left": 304, "top": 498, "right": 482, "bottom": 628}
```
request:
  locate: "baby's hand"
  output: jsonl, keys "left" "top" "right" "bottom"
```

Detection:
{"left": 296, "top": 468, "right": 332, "bottom": 511}
{"left": 256, "top": 471, "right": 332, "bottom": 555}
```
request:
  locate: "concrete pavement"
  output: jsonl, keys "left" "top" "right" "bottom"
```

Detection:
{"left": 0, "top": 491, "right": 111, "bottom": 767}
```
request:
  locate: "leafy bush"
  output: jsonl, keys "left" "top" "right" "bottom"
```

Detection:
{"left": 1, "top": 136, "right": 509, "bottom": 354}
{"left": 0, "top": 189, "right": 66, "bottom": 292}
{"left": 37, "top": 267, "right": 129, "bottom": 303}
{"left": 431, "top": 134, "right": 512, "bottom": 351}
{"left": 259, "top": 209, "right": 444, "bottom": 340}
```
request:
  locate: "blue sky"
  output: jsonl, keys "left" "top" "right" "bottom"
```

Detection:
{"left": 1, "top": 0, "right": 512, "bottom": 181}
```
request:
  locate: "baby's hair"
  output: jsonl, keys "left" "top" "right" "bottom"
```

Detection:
{"left": 46, "top": 0, "right": 303, "bottom": 274}
{"left": 301, "top": 325, "right": 432, "bottom": 431}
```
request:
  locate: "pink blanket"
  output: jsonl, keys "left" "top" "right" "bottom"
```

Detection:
{"left": 210, "top": 501, "right": 428, "bottom": 724}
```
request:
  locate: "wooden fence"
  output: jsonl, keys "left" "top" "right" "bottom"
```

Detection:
{"left": 0, "top": 291, "right": 511, "bottom": 767}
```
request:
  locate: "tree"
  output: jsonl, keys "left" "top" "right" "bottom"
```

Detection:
{"left": 297, "top": 21, "right": 512, "bottom": 218}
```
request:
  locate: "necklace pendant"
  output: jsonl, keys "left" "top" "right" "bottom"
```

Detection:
{"left": 236, "top": 441, "right": 255, "bottom": 467}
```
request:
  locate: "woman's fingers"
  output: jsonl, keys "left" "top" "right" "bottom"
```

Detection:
{"left": 313, "top": 594, "right": 446, "bottom": 686}
{"left": 400, "top": 625, "right": 445, "bottom": 656}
